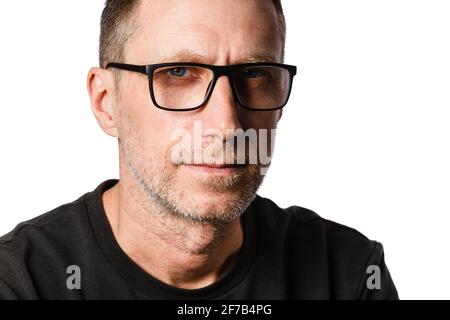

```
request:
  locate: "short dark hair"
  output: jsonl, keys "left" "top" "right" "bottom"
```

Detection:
{"left": 99, "top": 0, "right": 286, "bottom": 68}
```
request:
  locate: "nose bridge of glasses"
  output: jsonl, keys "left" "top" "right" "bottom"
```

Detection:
{"left": 206, "top": 66, "right": 237, "bottom": 102}
{"left": 202, "top": 72, "right": 243, "bottom": 132}
{"left": 214, "top": 65, "right": 235, "bottom": 77}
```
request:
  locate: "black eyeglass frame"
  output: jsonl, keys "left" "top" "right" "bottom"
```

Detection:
{"left": 105, "top": 62, "right": 297, "bottom": 112}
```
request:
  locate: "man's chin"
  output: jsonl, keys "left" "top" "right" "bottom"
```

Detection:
{"left": 192, "top": 188, "right": 246, "bottom": 204}
{"left": 174, "top": 192, "right": 252, "bottom": 224}
{"left": 165, "top": 180, "right": 257, "bottom": 223}
{"left": 150, "top": 163, "right": 263, "bottom": 223}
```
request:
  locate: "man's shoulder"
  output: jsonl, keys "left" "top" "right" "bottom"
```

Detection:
{"left": 0, "top": 192, "right": 92, "bottom": 299}
{"left": 255, "top": 195, "right": 371, "bottom": 236}
{"left": 252, "top": 195, "right": 397, "bottom": 299}
{"left": 0, "top": 194, "right": 87, "bottom": 247}
{"left": 252, "top": 194, "right": 379, "bottom": 257}
{"left": 0, "top": 180, "right": 119, "bottom": 248}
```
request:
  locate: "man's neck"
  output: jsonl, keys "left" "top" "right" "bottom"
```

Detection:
{"left": 102, "top": 178, "right": 244, "bottom": 289}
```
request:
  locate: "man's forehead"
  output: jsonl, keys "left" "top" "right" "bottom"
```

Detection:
{"left": 127, "top": 0, "right": 281, "bottom": 64}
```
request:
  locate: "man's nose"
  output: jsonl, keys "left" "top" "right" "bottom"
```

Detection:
{"left": 201, "top": 76, "right": 243, "bottom": 133}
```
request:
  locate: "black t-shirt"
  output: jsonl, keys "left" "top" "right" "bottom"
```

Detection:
{"left": 0, "top": 179, "right": 398, "bottom": 299}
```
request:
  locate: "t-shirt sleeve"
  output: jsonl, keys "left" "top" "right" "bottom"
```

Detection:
{"left": 356, "top": 241, "right": 399, "bottom": 300}
{"left": 0, "top": 245, "right": 38, "bottom": 300}
{"left": 0, "top": 278, "right": 19, "bottom": 300}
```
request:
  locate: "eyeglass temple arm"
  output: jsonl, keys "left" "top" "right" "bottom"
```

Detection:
{"left": 105, "top": 63, "right": 147, "bottom": 75}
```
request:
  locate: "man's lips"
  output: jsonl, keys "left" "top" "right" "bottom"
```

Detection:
{"left": 187, "top": 163, "right": 245, "bottom": 168}
{"left": 183, "top": 163, "right": 246, "bottom": 175}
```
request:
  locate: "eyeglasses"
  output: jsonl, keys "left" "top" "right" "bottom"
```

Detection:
{"left": 105, "top": 62, "right": 297, "bottom": 112}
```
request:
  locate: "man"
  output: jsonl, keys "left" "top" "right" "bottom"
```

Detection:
{"left": 0, "top": 0, "right": 398, "bottom": 299}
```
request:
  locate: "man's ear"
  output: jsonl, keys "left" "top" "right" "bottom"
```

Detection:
{"left": 87, "top": 67, "right": 119, "bottom": 137}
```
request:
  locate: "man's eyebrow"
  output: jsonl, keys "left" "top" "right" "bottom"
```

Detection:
{"left": 242, "top": 54, "right": 278, "bottom": 63}
{"left": 156, "top": 50, "right": 209, "bottom": 63}
{"left": 153, "top": 50, "right": 278, "bottom": 64}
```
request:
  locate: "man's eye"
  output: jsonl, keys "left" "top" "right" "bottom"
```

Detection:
{"left": 167, "top": 67, "right": 189, "bottom": 77}
{"left": 244, "top": 69, "right": 267, "bottom": 79}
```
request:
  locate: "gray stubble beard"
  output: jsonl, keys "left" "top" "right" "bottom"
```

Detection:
{"left": 117, "top": 106, "right": 267, "bottom": 228}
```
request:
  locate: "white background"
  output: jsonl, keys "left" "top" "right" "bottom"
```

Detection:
{"left": 0, "top": 1, "right": 449, "bottom": 299}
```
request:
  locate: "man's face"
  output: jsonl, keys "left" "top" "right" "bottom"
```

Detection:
{"left": 115, "top": 0, "right": 283, "bottom": 223}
